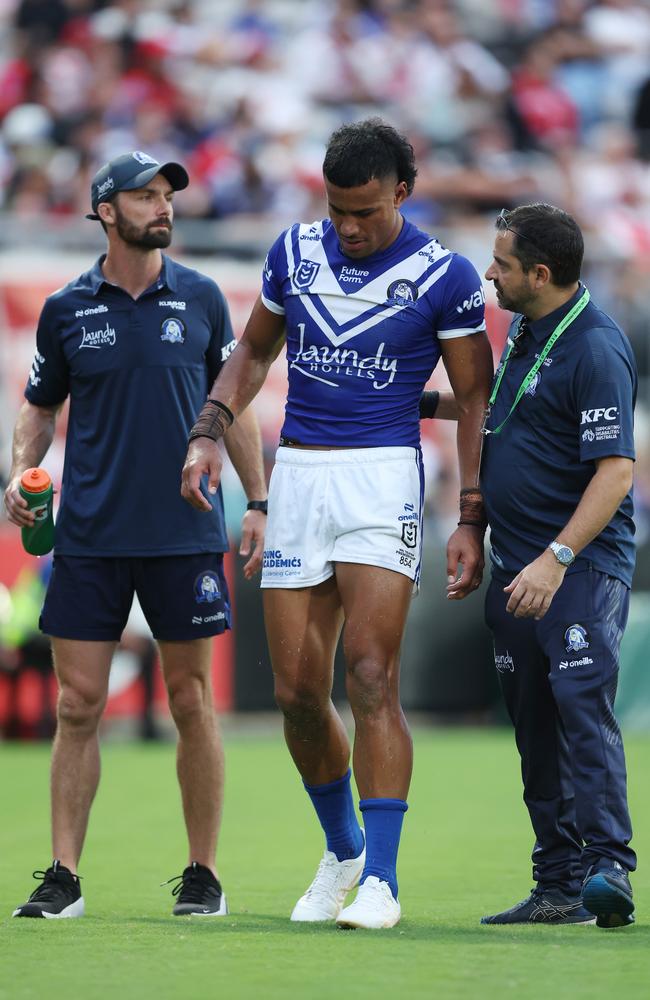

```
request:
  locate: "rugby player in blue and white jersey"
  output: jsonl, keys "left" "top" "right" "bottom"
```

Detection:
{"left": 182, "top": 120, "right": 493, "bottom": 929}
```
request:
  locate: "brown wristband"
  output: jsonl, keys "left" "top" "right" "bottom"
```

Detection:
{"left": 458, "top": 487, "right": 488, "bottom": 529}
{"left": 188, "top": 399, "right": 234, "bottom": 444}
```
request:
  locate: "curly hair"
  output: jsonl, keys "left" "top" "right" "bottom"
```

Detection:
{"left": 323, "top": 118, "right": 417, "bottom": 194}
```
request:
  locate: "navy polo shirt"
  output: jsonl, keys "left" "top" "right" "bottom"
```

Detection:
{"left": 481, "top": 284, "right": 637, "bottom": 587}
{"left": 25, "top": 254, "right": 237, "bottom": 557}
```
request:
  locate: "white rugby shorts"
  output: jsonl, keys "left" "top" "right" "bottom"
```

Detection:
{"left": 260, "top": 446, "right": 424, "bottom": 589}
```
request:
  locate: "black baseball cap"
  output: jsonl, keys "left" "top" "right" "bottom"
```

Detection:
{"left": 86, "top": 151, "right": 189, "bottom": 220}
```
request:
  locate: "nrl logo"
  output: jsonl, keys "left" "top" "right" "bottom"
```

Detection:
{"left": 401, "top": 522, "right": 418, "bottom": 548}
{"left": 292, "top": 260, "right": 320, "bottom": 291}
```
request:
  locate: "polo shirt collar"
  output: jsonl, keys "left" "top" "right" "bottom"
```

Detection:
{"left": 87, "top": 253, "right": 178, "bottom": 296}
{"left": 527, "top": 282, "right": 585, "bottom": 342}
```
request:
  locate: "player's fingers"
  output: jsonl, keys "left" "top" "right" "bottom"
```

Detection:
{"left": 534, "top": 594, "right": 552, "bottom": 620}
{"left": 239, "top": 522, "right": 252, "bottom": 557}
{"left": 180, "top": 469, "right": 212, "bottom": 511}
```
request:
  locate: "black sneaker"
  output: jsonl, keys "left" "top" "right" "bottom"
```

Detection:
{"left": 12, "top": 861, "right": 84, "bottom": 919}
{"left": 164, "top": 862, "right": 228, "bottom": 916}
{"left": 481, "top": 885, "right": 595, "bottom": 925}
{"left": 582, "top": 860, "right": 635, "bottom": 928}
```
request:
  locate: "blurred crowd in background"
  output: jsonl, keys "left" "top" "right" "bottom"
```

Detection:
{"left": 2, "top": 0, "right": 650, "bottom": 731}
{"left": 1, "top": 0, "right": 650, "bottom": 257}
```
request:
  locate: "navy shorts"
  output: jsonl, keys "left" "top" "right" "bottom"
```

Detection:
{"left": 40, "top": 554, "right": 231, "bottom": 642}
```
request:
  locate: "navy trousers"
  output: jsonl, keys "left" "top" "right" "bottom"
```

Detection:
{"left": 485, "top": 568, "right": 636, "bottom": 895}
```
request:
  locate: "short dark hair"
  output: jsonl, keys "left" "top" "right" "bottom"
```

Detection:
{"left": 323, "top": 118, "right": 417, "bottom": 194}
{"left": 496, "top": 203, "right": 584, "bottom": 286}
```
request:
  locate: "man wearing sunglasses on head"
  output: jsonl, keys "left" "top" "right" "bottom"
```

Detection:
{"left": 422, "top": 203, "right": 637, "bottom": 928}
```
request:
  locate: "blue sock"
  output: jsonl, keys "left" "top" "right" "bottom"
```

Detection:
{"left": 304, "top": 769, "right": 364, "bottom": 861}
{"left": 359, "top": 798, "right": 408, "bottom": 900}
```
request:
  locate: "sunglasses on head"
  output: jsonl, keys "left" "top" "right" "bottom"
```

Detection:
{"left": 496, "top": 209, "right": 560, "bottom": 270}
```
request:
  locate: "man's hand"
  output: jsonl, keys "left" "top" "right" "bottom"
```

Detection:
{"left": 504, "top": 549, "right": 566, "bottom": 619}
{"left": 239, "top": 509, "right": 266, "bottom": 579}
{"left": 181, "top": 439, "right": 223, "bottom": 511}
{"left": 446, "top": 524, "right": 485, "bottom": 600}
{"left": 3, "top": 475, "right": 33, "bottom": 528}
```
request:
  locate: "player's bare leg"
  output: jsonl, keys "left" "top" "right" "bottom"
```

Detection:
{"left": 264, "top": 578, "right": 349, "bottom": 785}
{"left": 159, "top": 637, "right": 223, "bottom": 876}
{"left": 51, "top": 638, "right": 115, "bottom": 871}
{"left": 336, "top": 563, "right": 413, "bottom": 799}
{"left": 335, "top": 563, "right": 413, "bottom": 929}
{"left": 265, "top": 579, "right": 365, "bottom": 921}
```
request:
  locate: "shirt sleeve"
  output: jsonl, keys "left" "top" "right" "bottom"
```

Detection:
{"left": 260, "top": 230, "right": 287, "bottom": 315}
{"left": 205, "top": 281, "right": 236, "bottom": 385}
{"left": 573, "top": 327, "right": 636, "bottom": 462}
{"left": 24, "top": 296, "right": 70, "bottom": 406}
{"left": 436, "top": 253, "right": 487, "bottom": 339}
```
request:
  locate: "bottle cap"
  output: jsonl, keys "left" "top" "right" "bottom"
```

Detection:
{"left": 20, "top": 467, "right": 52, "bottom": 493}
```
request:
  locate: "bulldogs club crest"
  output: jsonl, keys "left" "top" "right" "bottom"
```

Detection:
{"left": 194, "top": 571, "right": 221, "bottom": 604}
{"left": 564, "top": 624, "right": 589, "bottom": 652}
{"left": 387, "top": 279, "right": 419, "bottom": 305}
{"left": 161, "top": 317, "right": 186, "bottom": 343}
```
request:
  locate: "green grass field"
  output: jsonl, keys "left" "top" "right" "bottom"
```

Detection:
{"left": 0, "top": 726, "right": 648, "bottom": 999}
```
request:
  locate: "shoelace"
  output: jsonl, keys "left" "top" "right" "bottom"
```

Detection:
{"left": 161, "top": 869, "right": 217, "bottom": 903}
{"left": 28, "top": 868, "right": 80, "bottom": 901}
{"left": 304, "top": 857, "right": 344, "bottom": 903}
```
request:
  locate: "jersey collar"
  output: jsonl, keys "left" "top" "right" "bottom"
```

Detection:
{"left": 86, "top": 253, "right": 179, "bottom": 296}
{"left": 526, "top": 282, "right": 586, "bottom": 342}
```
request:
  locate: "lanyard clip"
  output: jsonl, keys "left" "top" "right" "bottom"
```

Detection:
{"left": 480, "top": 406, "right": 492, "bottom": 436}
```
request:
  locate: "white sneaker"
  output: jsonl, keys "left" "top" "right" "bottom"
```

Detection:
{"left": 290, "top": 841, "right": 366, "bottom": 922}
{"left": 336, "top": 876, "right": 401, "bottom": 929}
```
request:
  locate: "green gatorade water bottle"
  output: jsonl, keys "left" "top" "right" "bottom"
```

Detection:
{"left": 19, "top": 467, "right": 55, "bottom": 555}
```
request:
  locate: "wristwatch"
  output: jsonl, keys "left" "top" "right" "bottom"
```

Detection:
{"left": 246, "top": 500, "right": 268, "bottom": 514}
{"left": 549, "top": 541, "right": 575, "bottom": 567}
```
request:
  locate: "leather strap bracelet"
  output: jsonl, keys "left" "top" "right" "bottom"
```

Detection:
{"left": 458, "top": 487, "right": 488, "bottom": 529}
{"left": 246, "top": 500, "right": 268, "bottom": 514}
{"left": 419, "top": 390, "right": 440, "bottom": 419}
{"left": 188, "top": 398, "right": 234, "bottom": 444}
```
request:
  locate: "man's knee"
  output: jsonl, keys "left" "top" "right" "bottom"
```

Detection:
{"left": 166, "top": 674, "right": 211, "bottom": 725}
{"left": 345, "top": 655, "right": 392, "bottom": 716}
{"left": 274, "top": 676, "right": 326, "bottom": 725}
{"left": 57, "top": 685, "right": 104, "bottom": 732}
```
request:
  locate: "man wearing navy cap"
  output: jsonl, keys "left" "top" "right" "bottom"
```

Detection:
{"left": 4, "top": 151, "right": 268, "bottom": 918}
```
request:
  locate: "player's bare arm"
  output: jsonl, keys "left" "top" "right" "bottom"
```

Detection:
{"left": 181, "top": 297, "right": 285, "bottom": 511}
{"left": 505, "top": 456, "right": 634, "bottom": 619}
{"left": 4, "top": 400, "right": 60, "bottom": 527}
{"left": 222, "top": 406, "right": 267, "bottom": 579}
{"left": 440, "top": 331, "right": 493, "bottom": 599}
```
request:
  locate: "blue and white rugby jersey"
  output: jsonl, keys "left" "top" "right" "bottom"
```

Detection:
{"left": 262, "top": 218, "right": 486, "bottom": 447}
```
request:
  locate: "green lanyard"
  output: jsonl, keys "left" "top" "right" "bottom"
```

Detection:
{"left": 482, "top": 288, "right": 590, "bottom": 436}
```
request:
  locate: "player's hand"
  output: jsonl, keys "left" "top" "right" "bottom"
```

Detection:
{"left": 239, "top": 509, "right": 266, "bottom": 579}
{"left": 504, "top": 550, "right": 566, "bottom": 619}
{"left": 446, "top": 523, "right": 485, "bottom": 600}
{"left": 181, "top": 439, "right": 223, "bottom": 511}
{"left": 3, "top": 475, "right": 34, "bottom": 528}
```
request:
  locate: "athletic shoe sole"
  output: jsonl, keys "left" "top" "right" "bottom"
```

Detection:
{"left": 12, "top": 896, "right": 85, "bottom": 919}
{"left": 582, "top": 874, "right": 635, "bottom": 928}
{"left": 173, "top": 894, "right": 228, "bottom": 917}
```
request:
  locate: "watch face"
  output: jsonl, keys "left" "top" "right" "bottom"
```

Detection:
{"left": 555, "top": 545, "right": 573, "bottom": 565}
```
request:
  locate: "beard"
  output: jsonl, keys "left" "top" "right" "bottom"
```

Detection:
{"left": 495, "top": 279, "right": 535, "bottom": 315}
{"left": 113, "top": 204, "right": 172, "bottom": 249}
